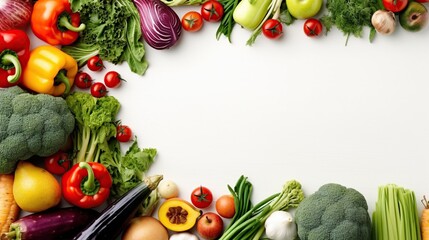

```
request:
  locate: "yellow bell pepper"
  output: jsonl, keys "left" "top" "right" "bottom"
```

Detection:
{"left": 21, "top": 45, "right": 77, "bottom": 96}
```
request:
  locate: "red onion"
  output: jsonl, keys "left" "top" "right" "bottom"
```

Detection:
{"left": 0, "top": 0, "right": 33, "bottom": 31}
{"left": 133, "top": 0, "right": 182, "bottom": 50}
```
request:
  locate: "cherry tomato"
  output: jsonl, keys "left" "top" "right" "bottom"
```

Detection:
{"left": 201, "top": 0, "right": 224, "bottom": 22}
{"left": 216, "top": 195, "right": 235, "bottom": 218}
{"left": 182, "top": 11, "right": 204, "bottom": 32}
{"left": 90, "top": 82, "right": 108, "bottom": 98}
{"left": 116, "top": 124, "right": 133, "bottom": 142}
{"left": 74, "top": 71, "right": 93, "bottom": 89}
{"left": 382, "top": 0, "right": 408, "bottom": 12}
{"left": 43, "top": 150, "right": 71, "bottom": 175}
{"left": 262, "top": 19, "right": 283, "bottom": 39}
{"left": 303, "top": 18, "right": 323, "bottom": 37}
{"left": 87, "top": 55, "right": 104, "bottom": 72}
{"left": 191, "top": 186, "right": 213, "bottom": 209}
{"left": 104, "top": 71, "right": 124, "bottom": 88}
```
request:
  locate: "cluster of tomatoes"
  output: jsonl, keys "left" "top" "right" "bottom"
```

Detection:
{"left": 180, "top": 0, "right": 225, "bottom": 32}
{"left": 262, "top": 18, "right": 323, "bottom": 39}
{"left": 74, "top": 55, "right": 125, "bottom": 98}
{"left": 75, "top": 55, "right": 134, "bottom": 142}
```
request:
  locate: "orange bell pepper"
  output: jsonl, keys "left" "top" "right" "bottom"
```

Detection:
{"left": 31, "top": 0, "right": 85, "bottom": 46}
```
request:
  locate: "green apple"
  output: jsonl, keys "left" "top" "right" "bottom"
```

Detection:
{"left": 286, "top": 0, "right": 323, "bottom": 19}
{"left": 399, "top": 1, "right": 428, "bottom": 32}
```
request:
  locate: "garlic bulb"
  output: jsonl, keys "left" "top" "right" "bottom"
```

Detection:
{"left": 264, "top": 211, "right": 297, "bottom": 240}
{"left": 169, "top": 232, "right": 199, "bottom": 240}
{"left": 371, "top": 10, "right": 396, "bottom": 35}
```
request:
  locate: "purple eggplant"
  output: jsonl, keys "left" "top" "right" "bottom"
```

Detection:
{"left": 1, "top": 207, "right": 99, "bottom": 240}
{"left": 73, "top": 175, "right": 162, "bottom": 240}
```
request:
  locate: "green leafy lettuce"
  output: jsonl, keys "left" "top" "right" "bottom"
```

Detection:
{"left": 100, "top": 138, "right": 157, "bottom": 198}
{"left": 63, "top": 0, "right": 148, "bottom": 75}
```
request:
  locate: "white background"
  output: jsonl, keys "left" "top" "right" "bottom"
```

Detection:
{"left": 28, "top": 5, "right": 429, "bottom": 216}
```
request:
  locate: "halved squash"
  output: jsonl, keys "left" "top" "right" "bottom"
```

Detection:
{"left": 158, "top": 198, "right": 201, "bottom": 232}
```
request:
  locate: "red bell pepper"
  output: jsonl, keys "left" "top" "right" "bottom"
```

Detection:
{"left": 0, "top": 30, "right": 30, "bottom": 88}
{"left": 62, "top": 162, "right": 112, "bottom": 209}
{"left": 31, "top": 0, "right": 85, "bottom": 46}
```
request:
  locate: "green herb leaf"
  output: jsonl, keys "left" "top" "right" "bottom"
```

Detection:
{"left": 369, "top": 27, "right": 376, "bottom": 43}
{"left": 279, "top": 9, "right": 294, "bottom": 26}
{"left": 322, "top": 0, "right": 378, "bottom": 43}
{"left": 100, "top": 138, "right": 157, "bottom": 198}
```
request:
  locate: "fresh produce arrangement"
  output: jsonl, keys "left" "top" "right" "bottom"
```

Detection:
{"left": 0, "top": 0, "right": 428, "bottom": 239}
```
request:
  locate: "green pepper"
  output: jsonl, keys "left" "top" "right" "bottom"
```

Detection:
{"left": 233, "top": 0, "right": 272, "bottom": 30}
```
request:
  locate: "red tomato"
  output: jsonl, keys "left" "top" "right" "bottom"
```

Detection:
{"left": 382, "top": 0, "right": 408, "bottom": 12}
{"left": 201, "top": 0, "right": 224, "bottom": 22}
{"left": 262, "top": 19, "right": 283, "bottom": 39}
{"left": 116, "top": 124, "right": 133, "bottom": 142}
{"left": 44, "top": 150, "right": 71, "bottom": 175}
{"left": 191, "top": 186, "right": 213, "bottom": 208}
{"left": 74, "top": 71, "right": 93, "bottom": 89}
{"left": 182, "top": 11, "right": 204, "bottom": 32}
{"left": 87, "top": 55, "right": 104, "bottom": 72}
{"left": 104, "top": 71, "right": 124, "bottom": 88}
{"left": 303, "top": 18, "right": 323, "bottom": 37}
{"left": 216, "top": 195, "right": 235, "bottom": 218}
{"left": 90, "top": 82, "right": 108, "bottom": 98}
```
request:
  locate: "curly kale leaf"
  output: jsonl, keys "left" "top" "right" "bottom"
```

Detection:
{"left": 65, "top": 0, "right": 148, "bottom": 75}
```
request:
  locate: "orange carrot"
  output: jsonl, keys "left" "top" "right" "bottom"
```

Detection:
{"left": 0, "top": 174, "right": 20, "bottom": 235}
{"left": 421, "top": 196, "right": 429, "bottom": 240}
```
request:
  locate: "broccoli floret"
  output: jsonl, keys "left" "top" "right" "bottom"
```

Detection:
{"left": 0, "top": 86, "right": 75, "bottom": 174}
{"left": 295, "top": 183, "right": 371, "bottom": 240}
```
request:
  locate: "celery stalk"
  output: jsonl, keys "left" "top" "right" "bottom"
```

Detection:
{"left": 373, "top": 184, "right": 422, "bottom": 240}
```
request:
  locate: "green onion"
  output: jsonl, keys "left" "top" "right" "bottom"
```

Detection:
{"left": 220, "top": 179, "right": 304, "bottom": 240}
{"left": 224, "top": 175, "right": 253, "bottom": 232}
{"left": 216, "top": 0, "right": 241, "bottom": 42}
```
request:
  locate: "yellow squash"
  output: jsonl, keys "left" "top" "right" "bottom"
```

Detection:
{"left": 158, "top": 198, "right": 201, "bottom": 232}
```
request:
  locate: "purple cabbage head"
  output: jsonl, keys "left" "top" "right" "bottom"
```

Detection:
{"left": 134, "top": 0, "right": 182, "bottom": 50}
